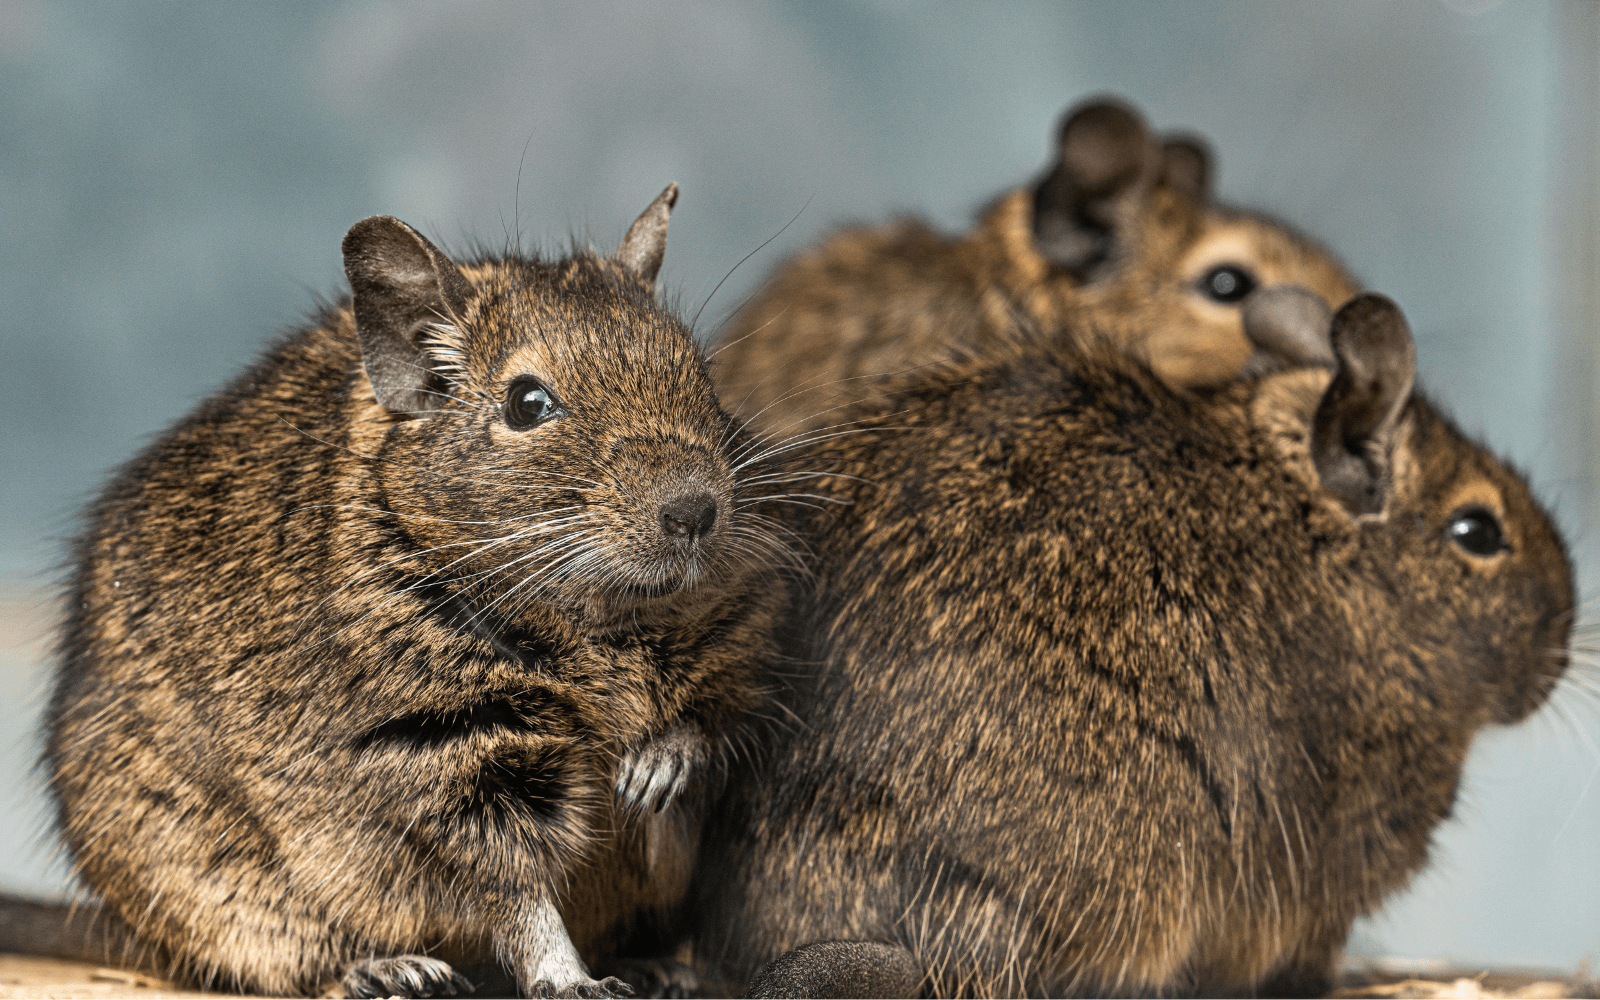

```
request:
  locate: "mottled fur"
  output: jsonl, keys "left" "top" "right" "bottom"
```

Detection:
{"left": 712, "top": 98, "right": 1357, "bottom": 434}
{"left": 696, "top": 298, "right": 1573, "bottom": 997}
{"left": 45, "top": 189, "right": 790, "bottom": 997}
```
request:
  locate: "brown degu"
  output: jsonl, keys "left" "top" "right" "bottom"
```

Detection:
{"left": 694, "top": 291, "right": 1575, "bottom": 997}
{"left": 44, "top": 185, "right": 793, "bottom": 998}
{"left": 711, "top": 97, "right": 1358, "bottom": 435}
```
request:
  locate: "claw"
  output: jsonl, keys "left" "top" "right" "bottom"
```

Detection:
{"left": 601, "top": 958, "right": 699, "bottom": 999}
{"left": 614, "top": 724, "right": 706, "bottom": 815}
{"left": 340, "top": 955, "right": 472, "bottom": 999}
{"left": 536, "top": 977, "right": 634, "bottom": 999}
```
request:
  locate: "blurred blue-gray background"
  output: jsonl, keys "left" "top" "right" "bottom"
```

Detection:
{"left": 1, "top": 0, "right": 1596, "bottom": 975}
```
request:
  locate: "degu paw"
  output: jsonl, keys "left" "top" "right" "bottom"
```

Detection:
{"left": 531, "top": 974, "right": 636, "bottom": 998}
{"left": 337, "top": 954, "right": 473, "bottom": 998}
{"left": 603, "top": 957, "right": 703, "bottom": 999}
{"left": 614, "top": 723, "right": 706, "bottom": 814}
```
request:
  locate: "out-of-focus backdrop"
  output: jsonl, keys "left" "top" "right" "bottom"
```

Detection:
{"left": 1, "top": 0, "right": 1596, "bottom": 975}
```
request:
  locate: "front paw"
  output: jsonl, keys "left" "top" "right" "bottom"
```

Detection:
{"left": 531, "top": 974, "right": 636, "bottom": 998}
{"left": 614, "top": 723, "right": 706, "bottom": 814}
{"left": 338, "top": 955, "right": 473, "bottom": 998}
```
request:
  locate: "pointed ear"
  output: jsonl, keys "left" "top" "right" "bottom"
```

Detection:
{"left": 1240, "top": 285, "right": 1336, "bottom": 375}
{"left": 613, "top": 182, "right": 679, "bottom": 290}
{"left": 1310, "top": 294, "right": 1416, "bottom": 516}
{"left": 1158, "top": 135, "right": 1212, "bottom": 202}
{"left": 1031, "top": 98, "right": 1155, "bottom": 280}
{"left": 342, "top": 216, "right": 474, "bottom": 415}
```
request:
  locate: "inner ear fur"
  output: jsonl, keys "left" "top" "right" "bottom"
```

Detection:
{"left": 342, "top": 216, "right": 474, "bottom": 416}
{"left": 1031, "top": 98, "right": 1156, "bottom": 281}
{"left": 1310, "top": 293, "right": 1417, "bottom": 516}
{"left": 612, "top": 182, "right": 679, "bottom": 290}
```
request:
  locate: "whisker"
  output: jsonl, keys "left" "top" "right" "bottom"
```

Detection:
{"left": 690, "top": 193, "right": 814, "bottom": 332}
{"left": 716, "top": 361, "right": 888, "bottom": 459}
{"left": 722, "top": 375, "right": 881, "bottom": 462}
{"left": 733, "top": 423, "right": 897, "bottom": 474}
{"left": 705, "top": 303, "right": 792, "bottom": 362}
{"left": 287, "top": 507, "right": 612, "bottom": 656}
{"left": 280, "top": 502, "right": 587, "bottom": 527}
{"left": 735, "top": 494, "right": 847, "bottom": 512}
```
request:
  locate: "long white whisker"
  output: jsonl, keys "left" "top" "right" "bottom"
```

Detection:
{"left": 705, "top": 303, "right": 792, "bottom": 362}
{"left": 280, "top": 502, "right": 589, "bottom": 527}
{"left": 732, "top": 422, "right": 898, "bottom": 473}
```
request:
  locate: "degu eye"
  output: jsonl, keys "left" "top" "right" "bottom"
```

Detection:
{"left": 1197, "top": 264, "right": 1259, "bottom": 304}
{"left": 1447, "top": 506, "right": 1508, "bottom": 558}
{"left": 503, "top": 377, "right": 566, "bottom": 430}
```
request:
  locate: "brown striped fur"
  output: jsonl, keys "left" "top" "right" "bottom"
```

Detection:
{"left": 44, "top": 187, "right": 790, "bottom": 997}
{"left": 696, "top": 296, "right": 1573, "bottom": 997}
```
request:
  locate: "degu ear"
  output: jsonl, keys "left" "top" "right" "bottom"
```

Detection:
{"left": 1158, "top": 134, "right": 1212, "bottom": 203}
{"left": 612, "top": 182, "right": 679, "bottom": 291}
{"left": 1031, "top": 98, "right": 1156, "bottom": 281}
{"left": 1310, "top": 293, "right": 1417, "bottom": 516}
{"left": 342, "top": 216, "right": 474, "bottom": 415}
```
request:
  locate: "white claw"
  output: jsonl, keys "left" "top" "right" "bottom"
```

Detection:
{"left": 613, "top": 722, "right": 705, "bottom": 814}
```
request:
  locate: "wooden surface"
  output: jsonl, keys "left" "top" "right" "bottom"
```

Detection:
{"left": 0, "top": 953, "right": 254, "bottom": 999}
{"left": 1, "top": 951, "right": 1593, "bottom": 999}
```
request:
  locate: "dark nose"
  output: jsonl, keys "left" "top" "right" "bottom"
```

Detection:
{"left": 660, "top": 492, "right": 717, "bottom": 542}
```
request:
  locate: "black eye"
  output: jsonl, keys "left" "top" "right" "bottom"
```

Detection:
{"left": 504, "top": 377, "right": 565, "bottom": 430}
{"left": 1447, "top": 507, "right": 1508, "bottom": 557}
{"left": 1198, "top": 264, "right": 1259, "bottom": 304}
